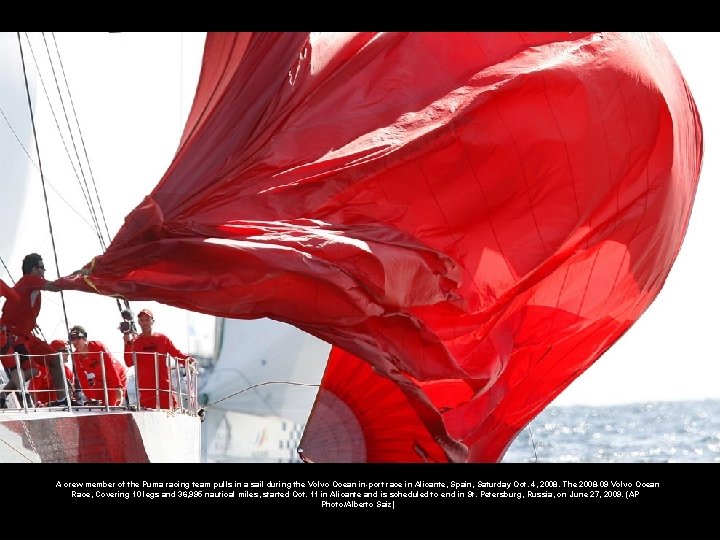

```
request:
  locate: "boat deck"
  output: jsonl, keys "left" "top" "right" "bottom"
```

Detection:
{"left": 0, "top": 352, "right": 202, "bottom": 462}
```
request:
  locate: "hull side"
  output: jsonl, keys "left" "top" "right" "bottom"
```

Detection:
{"left": 0, "top": 410, "right": 200, "bottom": 463}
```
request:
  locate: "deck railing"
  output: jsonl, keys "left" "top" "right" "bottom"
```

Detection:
{"left": 0, "top": 350, "right": 200, "bottom": 417}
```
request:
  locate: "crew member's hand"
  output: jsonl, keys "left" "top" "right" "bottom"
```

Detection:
{"left": 187, "top": 357, "right": 198, "bottom": 374}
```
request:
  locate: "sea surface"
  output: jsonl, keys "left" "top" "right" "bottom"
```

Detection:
{"left": 502, "top": 399, "right": 720, "bottom": 463}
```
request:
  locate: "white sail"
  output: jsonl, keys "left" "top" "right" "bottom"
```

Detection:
{"left": 200, "top": 317, "right": 331, "bottom": 462}
{"left": 0, "top": 32, "right": 33, "bottom": 273}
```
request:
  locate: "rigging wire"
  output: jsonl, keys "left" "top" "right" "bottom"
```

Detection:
{"left": 48, "top": 33, "right": 113, "bottom": 249}
{"left": 18, "top": 32, "right": 125, "bottom": 406}
{"left": 41, "top": 32, "right": 127, "bottom": 315}
{"left": 23, "top": 32, "right": 128, "bottom": 316}
{"left": 0, "top": 258, "right": 13, "bottom": 285}
{"left": 10, "top": 32, "right": 195, "bottom": 337}
{"left": 204, "top": 380, "right": 320, "bottom": 409}
{"left": 22, "top": 38, "right": 102, "bottom": 248}
{"left": 17, "top": 32, "right": 68, "bottom": 340}
{"left": 26, "top": 33, "right": 109, "bottom": 252}
{"left": 0, "top": 83, "right": 104, "bottom": 238}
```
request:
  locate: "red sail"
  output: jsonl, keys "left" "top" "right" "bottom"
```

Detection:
{"left": 56, "top": 32, "right": 703, "bottom": 462}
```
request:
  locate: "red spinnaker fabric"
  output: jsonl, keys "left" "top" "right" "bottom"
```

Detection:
{"left": 56, "top": 32, "right": 703, "bottom": 462}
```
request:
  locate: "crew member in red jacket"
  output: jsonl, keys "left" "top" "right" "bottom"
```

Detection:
{"left": 0, "top": 253, "right": 63, "bottom": 408}
{"left": 68, "top": 325, "right": 127, "bottom": 406}
{"left": 123, "top": 308, "right": 194, "bottom": 409}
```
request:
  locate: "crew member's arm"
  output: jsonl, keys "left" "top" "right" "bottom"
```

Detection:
{"left": 0, "top": 279, "right": 19, "bottom": 302}
{"left": 123, "top": 332, "right": 137, "bottom": 367}
{"left": 161, "top": 335, "right": 195, "bottom": 367}
{"left": 43, "top": 280, "right": 61, "bottom": 292}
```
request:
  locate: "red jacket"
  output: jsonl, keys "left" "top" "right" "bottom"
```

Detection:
{"left": 73, "top": 341, "right": 127, "bottom": 405}
{"left": 0, "top": 278, "right": 19, "bottom": 303}
{"left": 0, "top": 274, "right": 46, "bottom": 336}
{"left": 1, "top": 275, "right": 53, "bottom": 369}
{"left": 28, "top": 358, "right": 75, "bottom": 405}
{"left": 124, "top": 333, "right": 189, "bottom": 409}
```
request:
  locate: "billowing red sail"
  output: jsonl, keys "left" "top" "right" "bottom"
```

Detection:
{"left": 56, "top": 32, "right": 703, "bottom": 462}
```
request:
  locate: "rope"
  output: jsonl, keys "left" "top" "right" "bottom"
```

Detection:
{"left": 0, "top": 257, "right": 14, "bottom": 285}
{"left": 205, "top": 380, "right": 320, "bottom": 408}
{"left": 22, "top": 33, "right": 111, "bottom": 252}
{"left": 47, "top": 33, "right": 113, "bottom": 249}
{"left": 17, "top": 32, "right": 69, "bottom": 341}
{"left": 37, "top": 33, "right": 127, "bottom": 320}
{"left": 16, "top": 33, "right": 130, "bottom": 327}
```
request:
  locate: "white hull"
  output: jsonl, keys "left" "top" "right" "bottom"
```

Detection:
{"left": 0, "top": 409, "right": 200, "bottom": 463}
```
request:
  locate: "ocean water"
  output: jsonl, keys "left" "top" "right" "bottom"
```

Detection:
{"left": 502, "top": 399, "right": 720, "bottom": 463}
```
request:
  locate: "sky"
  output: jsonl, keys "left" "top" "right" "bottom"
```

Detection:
{"left": 1, "top": 32, "right": 717, "bottom": 408}
{"left": 554, "top": 32, "right": 719, "bottom": 406}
